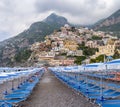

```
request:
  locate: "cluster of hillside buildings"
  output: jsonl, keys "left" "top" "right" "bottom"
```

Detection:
{"left": 29, "top": 24, "right": 120, "bottom": 66}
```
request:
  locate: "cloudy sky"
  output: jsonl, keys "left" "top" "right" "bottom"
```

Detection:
{"left": 0, "top": 0, "right": 120, "bottom": 41}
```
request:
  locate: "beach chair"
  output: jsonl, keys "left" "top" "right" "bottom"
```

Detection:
{"left": 0, "top": 102, "right": 12, "bottom": 107}
{"left": 87, "top": 89, "right": 115, "bottom": 97}
{"left": 96, "top": 99, "right": 120, "bottom": 107}
{"left": 4, "top": 98, "right": 26, "bottom": 104}
{"left": 0, "top": 98, "right": 26, "bottom": 107}
{"left": 5, "top": 93, "right": 29, "bottom": 99}
{"left": 88, "top": 90, "right": 120, "bottom": 100}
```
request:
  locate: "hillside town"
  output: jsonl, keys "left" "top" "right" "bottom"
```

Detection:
{"left": 29, "top": 24, "right": 120, "bottom": 66}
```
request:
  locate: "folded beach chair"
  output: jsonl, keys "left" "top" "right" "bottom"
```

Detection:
{"left": 87, "top": 89, "right": 115, "bottom": 97}
{"left": 0, "top": 102, "right": 12, "bottom": 107}
{"left": 0, "top": 98, "right": 26, "bottom": 107}
{"left": 5, "top": 98, "right": 26, "bottom": 104}
{"left": 5, "top": 93, "right": 29, "bottom": 99}
{"left": 101, "top": 103, "right": 120, "bottom": 107}
{"left": 88, "top": 91, "right": 120, "bottom": 100}
{"left": 96, "top": 99, "right": 120, "bottom": 107}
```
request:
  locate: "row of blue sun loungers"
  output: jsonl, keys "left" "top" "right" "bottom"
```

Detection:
{"left": 51, "top": 71, "right": 120, "bottom": 107}
{"left": 0, "top": 69, "right": 44, "bottom": 107}
{"left": 80, "top": 72, "right": 115, "bottom": 79}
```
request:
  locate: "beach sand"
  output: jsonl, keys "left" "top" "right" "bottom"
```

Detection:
{"left": 21, "top": 70, "right": 98, "bottom": 107}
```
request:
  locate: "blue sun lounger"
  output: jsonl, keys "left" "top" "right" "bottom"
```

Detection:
{"left": 6, "top": 98, "right": 26, "bottom": 103}
{"left": 5, "top": 93, "right": 29, "bottom": 99}
{"left": 12, "top": 90, "right": 31, "bottom": 94}
{"left": 102, "top": 103, "right": 120, "bottom": 107}
{"left": 88, "top": 91, "right": 120, "bottom": 100}
{"left": 86, "top": 89, "right": 115, "bottom": 97}
{"left": 0, "top": 98, "right": 26, "bottom": 107}
{"left": 96, "top": 99, "right": 120, "bottom": 107}
{"left": 0, "top": 102, "right": 12, "bottom": 107}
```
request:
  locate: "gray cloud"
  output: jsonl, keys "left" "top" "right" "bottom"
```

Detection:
{"left": 0, "top": 0, "right": 120, "bottom": 41}
{"left": 36, "top": 0, "right": 120, "bottom": 24}
{"left": 36, "top": 0, "right": 104, "bottom": 16}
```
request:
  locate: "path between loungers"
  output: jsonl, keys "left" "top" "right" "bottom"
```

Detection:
{"left": 22, "top": 70, "right": 98, "bottom": 107}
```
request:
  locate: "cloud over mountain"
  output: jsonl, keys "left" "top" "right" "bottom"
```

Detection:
{"left": 0, "top": 0, "right": 120, "bottom": 41}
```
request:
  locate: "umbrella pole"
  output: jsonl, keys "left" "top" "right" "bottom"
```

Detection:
{"left": 4, "top": 80, "right": 8, "bottom": 95}
{"left": 11, "top": 79, "right": 14, "bottom": 91}
{"left": 17, "top": 77, "right": 20, "bottom": 89}
{"left": 84, "top": 66, "right": 88, "bottom": 94}
{"left": 86, "top": 72, "right": 88, "bottom": 93}
{"left": 20, "top": 76, "right": 22, "bottom": 86}
{"left": 100, "top": 71, "right": 104, "bottom": 101}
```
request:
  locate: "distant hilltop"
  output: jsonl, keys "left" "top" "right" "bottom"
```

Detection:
{"left": 93, "top": 9, "right": 120, "bottom": 36}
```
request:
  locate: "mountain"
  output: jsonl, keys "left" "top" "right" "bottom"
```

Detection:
{"left": 15, "top": 13, "right": 69, "bottom": 44}
{"left": 91, "top": 18, "right": 105, "bottom": 28}
{"left": 0, "top": 13, "right": 69, "bottom": 66}
{"left": 94, "top": 9, "right": 120, "bottom": 36}
{"left": 44, "top": 13, "right": 68, "bottom": 25}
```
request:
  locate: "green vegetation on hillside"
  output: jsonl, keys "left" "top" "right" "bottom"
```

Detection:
{"left": 74, "top": 42, "right": 98, "bottom": 65}
{"left": 98, "top": 23, "right": 120, "bottom": 32}
{"left": 113, "top": 50, "right": 120, "bottom": 59}
{"left": 92, "top": 35, "right": 102, "bottom": 40}
{"left": 16, "top": 22, "right": 62, "bottom": 44}
{"left": 78, "top": 42, "right": 98, "bottom": 56}
{"left": 90, "top": 55, "right": 105, "bottom": 63}
{"left": 60, "top": 53, "right": 67, "bottom": 56}
{"left": 15, "top": 13, "right": 69, "bottom": 44}
{"left": 90, "top": 50, "right": 120, "bottom": 63}
{"left": 74, "top": 56, "right": 86, "bottom": 65}
{"left": 14, "top": 49, "right": 32, "bottom": 63}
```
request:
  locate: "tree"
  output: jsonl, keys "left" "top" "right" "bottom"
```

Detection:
{"left": 113, "top": 50, "right": 120, "bottom": 59}
{"left": 92, "top": 35, "right": 102, "bottom": 40}
{"left": 96, "top": 54, "right": 105, "bottom": 62}
{"left": 14, "top": 49, "right": 32, "bottom": 62}
{"left": 90, "top": 54, "right": 105, "bottom": 63}
{"left": 74, "top": 56, "right": 86, "bottom": 65}
{"left": 71, "top": 26, "right": 76, "bottom": 32}
{"left": 83, "top": 48, "right": 98, "bottom": 56}
{"left": 78, "top": 44, "right": 98, "bottom": 57}
{"left": 90, "top": 58, "right": 96, "bottom": 63}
